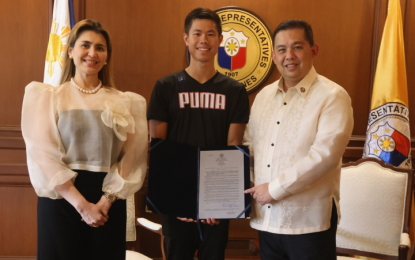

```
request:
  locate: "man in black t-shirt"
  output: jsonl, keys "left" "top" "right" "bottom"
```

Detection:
{"left": 147, "top": 7, "right": 249, "bottom": 260}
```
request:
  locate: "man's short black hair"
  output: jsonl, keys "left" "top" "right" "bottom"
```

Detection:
{"left": 184, "top": 7, "right": 222, "bottom": 36}
{"left": 272, "top": 20, "right": 314, "bottom": 48}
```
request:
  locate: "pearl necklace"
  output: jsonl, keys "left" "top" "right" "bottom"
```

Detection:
{"left": 71, "top": 78, "right": 102, "bottom": 94}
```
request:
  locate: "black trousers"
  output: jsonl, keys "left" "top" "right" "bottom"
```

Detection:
{"left": 37, "top": 170, "right": 126, "bottom": 260}
{"left": 258, "top": 201, "right": 338, "bottom": 260}
{"left": 163, "top": 215, "right": 229, "bottom": 260}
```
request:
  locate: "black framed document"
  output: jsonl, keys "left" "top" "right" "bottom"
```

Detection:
{"left": 146, "top": 138, "right": 251, "bottom": 220}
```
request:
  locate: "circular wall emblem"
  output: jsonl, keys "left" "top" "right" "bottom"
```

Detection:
{"left": 215, "top": 7, "right": 274, "bottom": 93}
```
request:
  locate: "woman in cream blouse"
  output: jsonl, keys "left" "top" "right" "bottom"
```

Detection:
{"left": 21, "top": 20, "right": 148, "bottom": 259}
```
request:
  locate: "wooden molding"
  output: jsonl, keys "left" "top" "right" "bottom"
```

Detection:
{"left": 0, "top": 137, "right": 25, "bottom": 149}
{"left": 77, "top": 0, "right": 86, "bottom": 21}
{"left": 0, "top": 173, "right": 31, "bottom": 187}
{"left": 0, "top": 128, "right": 29, "bottom": 187}
{"left": 401, "top": 0, "right": 407, "bottom": 28}
{"left": 0, "top": 130, "right": 414, "bottom": 167}
{"left": 0, "top": 183, "right": 32, "bottom": 188}
{"left": 337, "top": 247, "right": 398, "bottom": 260}
{"left": 0, "top": 257, "right": 36, "bottom": 260}
{"left": 0, "top": 126, "right": 21, "bottom": 132}
{"left": 0, "top": 164, "right": 28, "bottom": 175}
{"left": 47, "top": 0, "right": 53, "bottom": 37}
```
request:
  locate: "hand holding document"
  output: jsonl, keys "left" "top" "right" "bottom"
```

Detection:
{"left": 146, "top": 139, "right": 251, "bottom": 220}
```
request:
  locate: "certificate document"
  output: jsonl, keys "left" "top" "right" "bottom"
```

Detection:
{"left": 199, "top": 150, "right": 246, "bottom": 219}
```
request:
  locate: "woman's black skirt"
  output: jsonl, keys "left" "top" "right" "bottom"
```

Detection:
{"left": 37, "top": 170, "right": 126, "bottom": 260}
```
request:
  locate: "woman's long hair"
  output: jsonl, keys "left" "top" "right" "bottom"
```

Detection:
{"left": 60, "top": 19, "right": 115, "bottom": 88}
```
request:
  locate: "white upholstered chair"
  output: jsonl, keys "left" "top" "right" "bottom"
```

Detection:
{"left": 126, "top": 194, "right": 137, "bottom": 241}
{"left": 126, "top": 250, "right": 153, "bottom": 260}
{"left": 125, "top": 197, "right": 155, "bottom": 259}
{"left": 137, "top": 217, "right": 165, "bottom": 260}
{"left": 336, "top": 158, "right": 413, "bottom": 260}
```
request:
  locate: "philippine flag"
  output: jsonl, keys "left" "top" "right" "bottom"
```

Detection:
{"left": 367, "top": 122, "right": 410, "bottom": 167}
{"left": 43, "top": 0, "right": 75, "bottom": 87}
{"left": 218, "top": 29, "right": 248, "bottom": 71}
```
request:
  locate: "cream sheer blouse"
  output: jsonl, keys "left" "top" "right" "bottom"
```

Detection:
{"left": 22, "top": 82, "right": 148, "bottom": 200}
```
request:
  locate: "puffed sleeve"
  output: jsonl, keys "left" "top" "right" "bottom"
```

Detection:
{"left": 102, "top": 92, "right": 148, "bottom": 199}
{"left": 21, "top": 82, "right": 77, "bottom": 199}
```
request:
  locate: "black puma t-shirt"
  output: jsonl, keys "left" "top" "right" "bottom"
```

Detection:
{"left": 147, "top": 70, "right": 249, "bottom": 147}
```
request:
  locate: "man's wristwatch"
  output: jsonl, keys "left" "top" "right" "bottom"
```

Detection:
{"left": 103, "top": 192, "right": 117, "bottom": 203}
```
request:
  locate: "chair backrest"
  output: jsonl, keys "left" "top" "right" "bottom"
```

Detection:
{"left": 126, "top": 250, "right": 153, "bottom": 260}
{"left": 137, "top": 217, "right": 162, "bottom": 234}
{"left": 137, "top": 218, "right": 165, "bottom": 260}
{"left": 336, "top": 158, "right": 413, "bottom": 259}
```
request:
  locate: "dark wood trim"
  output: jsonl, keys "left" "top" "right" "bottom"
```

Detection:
{"left": 0, "top": 126, "right": 21, "bottom": 132}
{"left": 0, "top": 162, "right": 32, "bottom": 186}
{"left": 2, "top": 129, "right": 415, "bottom": 147}
{"left": 0, "top": 131, "right": 413, "bottom": 165}
{"left": 0, "top": 127, "right": 30, "bottom": 187}
{"left": 400, "top": 0, "right": 407, "bottom": 28}
{"left": 369, "top": 0, "right": 382, "bottom": 104}
{"left": 399, "top": 245, "right": 409, "bottom": 260}
{"left": 47, "top": 0, "right": 53, "bottom": 36}
{"left": 0, "top": 137, "right": 25, "bottom": 149}
{"left": 0, "top": 164, "right": 28, "bottom": 175}
{"left": 78, "top": 0, "right": 86, "bottom": 21}
{"left": 343, "top": 147, "right": 363, "bottom": 157}
{"left": 0, "top": 257, "right": 36, "bottom": 260}
{"left": 337, "top": 247, "right": 398, "bottom": 260}
{"left": 350, "top": 135, "right": 366, "bottom": 141}
{"left": 404, "top": 171, "right": 413, "bottom": 233}
{"left": 403, "top": 0, "right": 411, "bottom": 51}
{"left": 0, "top": 183, "right": 32, "bottom": 187}
{"left": 342, "top": 157, "right": 413, "bottom": 173}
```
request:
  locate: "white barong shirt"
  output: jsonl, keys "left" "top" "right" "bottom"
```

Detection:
{"left": 244, "top": 67, "right": 353, "bottom": 234}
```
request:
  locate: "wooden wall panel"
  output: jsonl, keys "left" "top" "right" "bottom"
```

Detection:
{"left": 0, "top": 0, "right": 48, "bottom": 257}
{"left": 0, "top": 186, "right": 37, "bottom": 256}
{"left": 405, "top": 0, "right": 415, "bottom": 138}
{"left": 83, "top": 0, "right": 378, "bottom": 136}
{"left": 0, "top": 127, "right": 35, "bottom": 258}
{"left": 0, "top": 0, "right": 49, "bottom": 126}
